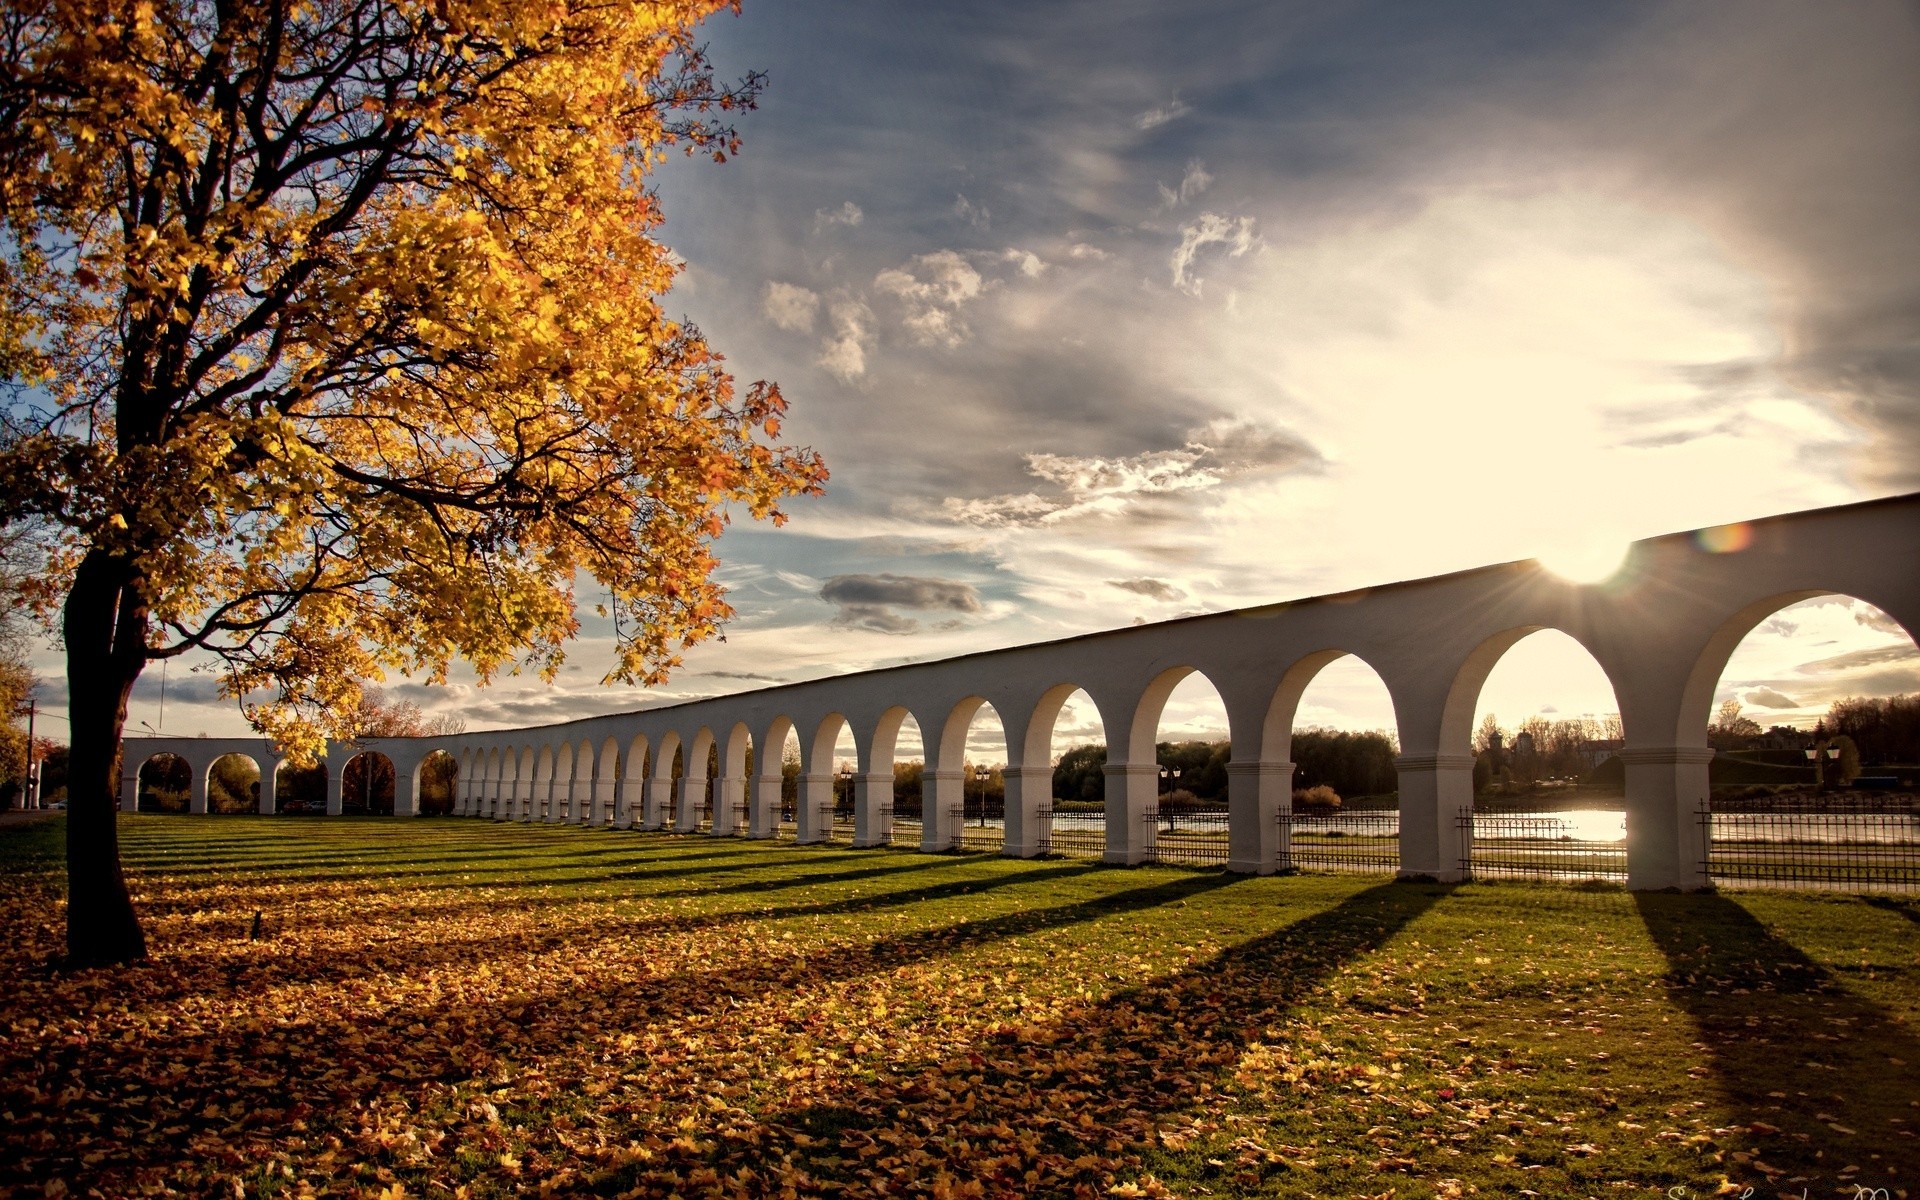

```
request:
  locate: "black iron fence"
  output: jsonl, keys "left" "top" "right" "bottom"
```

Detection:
{"left": 1047, "top": 808, "right": 1105, "bottom": 859}
{"left": 1282, "top": 809, "right": 1399, "bottom": 874}
{"left": 1147, "top": 804, "right": 1230, "bottom": 866}
{"left": 1460, "top": 811, "right": 1626, "bottom": 882}
{"left": 1703, "top": 795, "right": 1920, "bottom": 894}
{"left": 955, "top": 796, "right": 1005, "bottom": 854}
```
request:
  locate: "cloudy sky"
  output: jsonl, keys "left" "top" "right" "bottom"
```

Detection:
{"left": 66, "top": 0, "right": 1920, "bottom": 759}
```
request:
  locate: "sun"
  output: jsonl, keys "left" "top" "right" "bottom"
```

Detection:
{"left": 1535, "top": 539, "right": 1630, "bottom": 584}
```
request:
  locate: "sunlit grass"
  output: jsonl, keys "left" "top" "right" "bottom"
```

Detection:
{"left": 2, "top": 815, "right": 1915, "bottom": 1197}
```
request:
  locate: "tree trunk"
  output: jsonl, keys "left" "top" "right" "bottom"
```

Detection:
{"left": 62, "top": 549, "right": 149, "bottom": 967}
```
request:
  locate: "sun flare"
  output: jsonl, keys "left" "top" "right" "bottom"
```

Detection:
{"left": 1536, "top": 539, "right": 1630, "bottom": 584}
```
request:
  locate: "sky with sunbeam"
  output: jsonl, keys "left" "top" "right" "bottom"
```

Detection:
{"left": 56, "top": 0, "right": 1920, "bottom": 748}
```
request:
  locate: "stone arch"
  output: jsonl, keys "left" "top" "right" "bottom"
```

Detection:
{"left": 272, "top": 756, "right": 319, "bottom": 815}
{"left": 1126, "top": 665, "right": 1236, "bottom": 765}
{"left": 481, "top": 747, "right": 502, "bottom": 817}
{"left": 418, "top": 749, "right": 458, "bottom": 816}
{"left": 206, "top": 752, "right": 263, "bottom": 814}
{"left": 516, "top": 745, "right": 537, "bottom": 820}
{"left": 551, "top": 742, "right": 574, "bottom": 822}
{"left": 594, "top": 736, "right": 620, "bottom": 826}
{"left": 532, "top": 745, "right": 555, "bottom": 821}
{"left": 716, "top": 722, "right": 754, "bottom": 835}
{"left": 801, "top": 713, "right": 854, "bottom": 843}
{"left": 649, "top": 731, "right": 683, "bottom": 831}
{"left": 136, "top": 752, "right": 191, "bottom": 813}
{"left": 570, "top": 739, "right": 594, "bottom": 823}
{"left": 859, "top": 705, "right": 924, "bottom": 848}
{"left": 620, "top": 733, "right": 649, "bottom": 827}
{"left": 1260, "top": 649, "right": 1402, "bottom": 764}
{"left": 1022, "top": 683, "right": 1111, "bottom": 768}
{"left": 681, "top": 727, "right": 718, "bottom": 833}
{"left": 1677, "top": 590, "right": 1919, "bottom": 749}
{"left": 1439, "top": 626, "right": 1631, "bottom": 757}
{"left": 750, "top": 716, "right": 800, "bottom": 839}
{"left": 342, "top": 750, "right": 397, "bottom": 816}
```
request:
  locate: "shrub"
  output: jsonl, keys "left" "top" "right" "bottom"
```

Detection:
{"left": 1293, "top": 784, "right": 1341, "bottom": 808}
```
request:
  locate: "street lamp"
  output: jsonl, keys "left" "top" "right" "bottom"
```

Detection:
{"left": 972, "top": 763, "right": 987, "bottom": 827}
{"left": 837, "top": 761, "right": 854, "bottom": 817}
{"left": 1805, "top": 743, "right": 1841, "bottom": 789}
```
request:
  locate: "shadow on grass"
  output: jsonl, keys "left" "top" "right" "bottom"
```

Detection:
{"left": 631, "top": 879, "right": 1456, "bottom": 1196}
{"left": 1633, "top": 891, "right": 1920, "bottom": 1186}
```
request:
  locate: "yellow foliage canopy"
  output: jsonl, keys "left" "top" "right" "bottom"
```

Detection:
{"left": 0, "top": 0, "right": 824, "bottom": 758}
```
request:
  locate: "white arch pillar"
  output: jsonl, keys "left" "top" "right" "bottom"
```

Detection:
{"left": 1621, "top": 746, "right": 1715, "bottom": 890}
{"left": 1001, "top": 764, "right": 1053, "bottom": 858}
{"left": 797, "top": 772, "right": 834, "bottom": 844}
{"left": 750, "top": 772, "right": 782, "bottom": 838}
{"left": 188, "top": 762, "right": 210, "bottom": 814}
{"left": 643, "top": 775, "right": 671, "bottom": 831}
{"left": 325, "top": 767, "right": 345, "bottom": 817}
{"left": 1102, "top": 762, "right": 1158, "bottom": 865}
{"left": 594, "top": 770, "right": 616, "bottom": 827}
{"left": 675, "top": 774, "right": 705, "bottom": 833}
{"left": 852, "top": 771, "right": 892, "bottom": 848}
{"left": 713, "top": 774, "right": 746, "bottom": 835}
{"left": 1226, "top": 759, "right": 1293, "bottom": 875}
{"left": 393, "top": 763, "right": 420, "bottom": 818}
{"left": 923, "top": 767, "right": 963, "bottom": 851}
{"left": 259, "top": 762, "right": 281, "bottom": 815}
{"left": 1394, "top": 753, "right": 1473, "bottom": 882}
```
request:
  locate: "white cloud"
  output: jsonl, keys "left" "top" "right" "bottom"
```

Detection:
{"left": 1135, "top": 94, "right": 1192, "bottom": 130}
{"left": 1155, "top": 158, "right": 1214, "bottom": 211}
{"left": 1002, "top": 248, "right": 1047, "bottom": 278}
{"left": 818, "top": 298, "right": 875, "bottom": 381}
{"left": 813, "top": 201, "right": 864, "bottom": 231}
{"left": 874, "top": 249, "right": 989, "bottom": 348}
{"left": 943, "top": 420, "right": 1317, "bottom": 528}
{"left": 761, "top": 281, "right": 821, "bottom": 333}
{"left": 1170, "top": 212, "right": 1258, "bottom": 295}
{"left": 1066, "top": 242, "right": 1110, "bottom": 261}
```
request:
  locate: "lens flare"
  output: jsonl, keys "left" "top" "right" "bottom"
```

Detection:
{"left": 1695, "top": 522, "right": 1754, "bottom": 554}
{"left": 1536, "top": 540, "right": 1630, "bottom": 584}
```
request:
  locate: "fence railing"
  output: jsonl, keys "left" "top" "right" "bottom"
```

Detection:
{"left": 1703, "top": 795, "right": 1920, "bottom": 894}
{"left": 1460, "top": 811, "right": 1626, "bottom": 882}
{"left": 1148, "top": 805, "right": 1230, "bottom": 866}
{"left": 1283, "top": 809, "right": 1399, "bottom": 874}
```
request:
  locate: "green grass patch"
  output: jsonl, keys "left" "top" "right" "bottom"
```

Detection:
{"left": 2, "top": 814, "right": 1916, "bottom": 1198}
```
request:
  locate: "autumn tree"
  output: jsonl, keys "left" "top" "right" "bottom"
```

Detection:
{"left": 0, "top": 0, "right": 825, "bottom": 964}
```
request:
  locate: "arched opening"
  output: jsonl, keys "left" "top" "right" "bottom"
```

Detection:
{"left": 513, "top": 746, "right": 536, "bottom": 820}
{"left": 807, "top": 714, "right": 858, "bottom": 842}
{"left": 1134, "top": 669, "right": 1232, "bottom": 865}
{"left": 867, "top": 706, "right": 925, "bottom": 848}
{"left": 207, "top": 753, "right": 262, "bottom": 815}
{"left": 1451, "top": 627, "right": 1628, "bottom": 881}
{"left": 570, "top": 740, "right": 594, "bottom": 824}
{"left": 1036, "top": 685, "right": 1109, "bottom": 858}
{"left": 681, "top": 728, "right": 717, "bottom": 833}
{"left": 1689, "top": 593, "right": 1920, "bottom": 891}
{"left": 419, "top": 750, "right": 458, "bottom": 816}
{"left": 656, "top": 737, "right": 685, "bottom": 831}
{"left": 275, "top": 760, "right": 327, "bottom": 815}
{"left": 478, "top": 749, "right": 501, "bottom": 818}
{"left": 719, "top": 723, "right": 753, "bottom": 835}
{"left": 769, "top": 719, "right": 802, "bottom": 839}
{"left": 532, "top": 745, "right": 556, "bottom": 821}
{"left": 550, "top": 742, "right": 573, "bottom": 822}
{"left": 620, "top": 735, "right": 648, "bottom": 827}
{"left": 137, "top": 753, "right": 190, "bottom": 813}
{"left": 594, "top": 737, "right": 620, "bottom": 825}
{"left": 342, "top": 751, "right": 397, "bottom": 816}
{"left": 1261, "top": 651, "right": 1403, "bottom": 874}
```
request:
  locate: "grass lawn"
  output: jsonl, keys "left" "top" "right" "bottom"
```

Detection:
{"left": 2, "top": 815, "right": 1916, "bottom": 1198}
